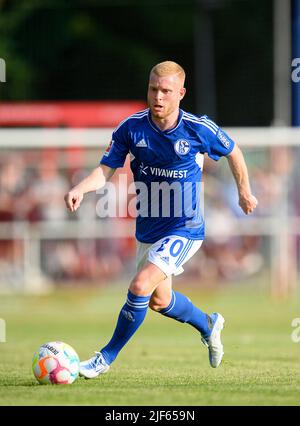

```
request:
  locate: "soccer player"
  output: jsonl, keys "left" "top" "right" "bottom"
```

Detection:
{"left": 64, "top": 61, "right": 258, "bottom": 378}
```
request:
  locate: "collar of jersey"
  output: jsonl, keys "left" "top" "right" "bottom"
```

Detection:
{"left": 147, "top": 109, "right": 184, "bottom": 134}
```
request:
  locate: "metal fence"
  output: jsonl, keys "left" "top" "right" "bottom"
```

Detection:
{"left": 0, "top": 128, "right": 299, "bottom": 295}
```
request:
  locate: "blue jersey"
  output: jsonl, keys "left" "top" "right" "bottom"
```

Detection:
{"left": 100, "top": 108, "right": 235, "bottom": 243}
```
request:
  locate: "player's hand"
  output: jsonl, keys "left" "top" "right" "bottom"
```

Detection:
{"left": 239, "top": 193, "right": 258, "bottom": 215}
{"left": 64, "top": 189, "right": 83, "bottom": 212}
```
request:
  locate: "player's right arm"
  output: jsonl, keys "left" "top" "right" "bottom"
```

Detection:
{"left": 65, "top": 116, "right": 130, "bottom": 212}
{"left": 64, "top": 164, "right": 115, "bottom": 212}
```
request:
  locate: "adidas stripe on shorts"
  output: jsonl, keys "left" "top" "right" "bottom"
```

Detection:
{"left": 136, "top": 235, "right": 203, "bottom": 277}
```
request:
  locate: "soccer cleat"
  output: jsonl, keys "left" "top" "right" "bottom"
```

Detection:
{"left": 201, "top": 313, "right": 225, "bottom": 368}
{"left": 79, "top": 351, "right": 110, "bottom": 379}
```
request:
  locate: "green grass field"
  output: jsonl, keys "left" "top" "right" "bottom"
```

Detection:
{"left": 1, "top": 281, "right": 300, "bottom": 406}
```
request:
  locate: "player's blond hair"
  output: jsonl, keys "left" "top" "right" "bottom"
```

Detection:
{"left": 150, "top": 61, "right": 185, "bottom": 83}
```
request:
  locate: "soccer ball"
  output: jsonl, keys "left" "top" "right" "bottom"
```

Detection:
{"left": 32, "top": 341, "right": 80, "bottom": 385}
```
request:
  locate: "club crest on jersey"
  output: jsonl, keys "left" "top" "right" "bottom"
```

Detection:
{"left": 174, "top": 139, "right": 190, "bottom": 155}
{"left": 104, "top": 139, "right": 114, "bottom": 157}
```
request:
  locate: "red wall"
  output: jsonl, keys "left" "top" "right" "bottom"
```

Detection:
{"left": 0, "top": 101, "right": 147, "bottom": 127}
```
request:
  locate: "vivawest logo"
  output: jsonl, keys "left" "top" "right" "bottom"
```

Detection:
{"left": 0, "top": 58, "right": 6, "bottom": 83}
{"left": 139, "top": 162, "right": 188, "bottom": 178}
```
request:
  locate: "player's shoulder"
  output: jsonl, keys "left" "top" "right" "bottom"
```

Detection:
{"left": 181, "top": 111, "right": 219, "bottom": 135}
{"left": 114, "top": 108, "right": 149, "bottom": 133}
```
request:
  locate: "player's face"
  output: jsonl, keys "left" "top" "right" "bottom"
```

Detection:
{"left": 147, "top": 73, "right": 186, "bottom": 120}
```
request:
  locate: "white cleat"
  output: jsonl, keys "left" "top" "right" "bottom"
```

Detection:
{"left": 201, "top": 313, "right": 225, "bottom": 368}
{"left": 79, "top": 351, "right": 110, "bottom": 379}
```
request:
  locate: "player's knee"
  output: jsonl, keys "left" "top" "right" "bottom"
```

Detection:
{"left": 129, "top": 276, "right": 149, "bottom": 296}
{"left": 149, "top": 295, "right": 170, "bottom": 312}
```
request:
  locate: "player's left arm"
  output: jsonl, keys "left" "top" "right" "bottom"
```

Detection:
{"left": 226, "top": 144, "right": 258, "bottom": 215}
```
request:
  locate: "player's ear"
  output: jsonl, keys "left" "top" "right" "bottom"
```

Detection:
{"left": 180, "top": 87, "right": 186, "bottom": 100}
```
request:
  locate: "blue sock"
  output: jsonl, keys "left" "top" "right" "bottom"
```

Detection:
{"left": 101, "top": 290, "right": 150, "bottom": 365}
{"left": 159, "top": 291, "right": 212, "bottom": 338}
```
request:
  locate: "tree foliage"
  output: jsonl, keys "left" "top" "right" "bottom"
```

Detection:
{"left": 0, "top": 0, "right": 273, "bottom": 125}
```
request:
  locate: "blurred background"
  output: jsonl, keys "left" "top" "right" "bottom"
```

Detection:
{"left": 0, "top": 0, "right": 299, "bottom": 297}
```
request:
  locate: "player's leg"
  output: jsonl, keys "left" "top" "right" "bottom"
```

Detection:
{"left": 79, "top": 261, "right": 165, "bottom": 378}
{"left": 149, "top": 276, "right": 172, "bottom": 311}
{"left": 149, "top": 277, "right": 214, "bottom": 338}
{"left": 146, "top": 238, "right": 212, "bottom": 334}
{"left": 99, "top": 262, "right": 165, "bottom": 363}
{"left": 137, "top": 240, "right": 173, "bottom": 311}
{"left": 148, "top": 236, "right": 225, "bottom": 368}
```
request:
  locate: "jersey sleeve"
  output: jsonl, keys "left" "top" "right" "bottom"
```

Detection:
{"left": 199, "top": 115, "right": 235, "bottom": 161}
{"left": 100, "top": 121, "right": 130, "bottom": 168}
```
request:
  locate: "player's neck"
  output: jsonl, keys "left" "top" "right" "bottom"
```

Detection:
{"left": 151, "top": 109, "right": 180, "bottom": 131}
